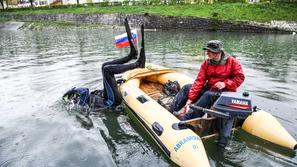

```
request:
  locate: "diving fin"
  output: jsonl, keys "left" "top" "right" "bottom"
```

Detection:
{"left": 124, "top": 18, "right": 138, "bottom": 59}
{"left": 137, "top": 24, "right": 146, "bottom": 68}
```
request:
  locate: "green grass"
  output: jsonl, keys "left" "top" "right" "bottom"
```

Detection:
{"left": 1, "top": 3, "right": 297, "bottom": 23}
{"left": 19, "top": 21, "right": 108, "bottom": 30}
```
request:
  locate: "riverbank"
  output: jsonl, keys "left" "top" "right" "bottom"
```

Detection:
{"left": 2, "top": 21, "right": 114, "bottom": 30}
{"left": 1, "top": 13, "right": 296, "bottom": 33}
{"left": 2, "top": 3, "right": 297, "bottom": 23}
{"left": 1, "top": 3, "right": 297, "bottom": 32}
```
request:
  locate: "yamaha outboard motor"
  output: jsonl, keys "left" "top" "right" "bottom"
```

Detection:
{"left": 212, "top": 92, "right": 253, "bottom": 146}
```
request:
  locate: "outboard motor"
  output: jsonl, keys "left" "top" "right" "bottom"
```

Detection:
{"left": 212, "top": 92, "right": 253, "bottom": 146}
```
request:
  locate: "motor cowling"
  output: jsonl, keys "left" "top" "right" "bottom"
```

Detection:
{"left": 212, "top": 92, "right": 253, "bottom": 147}
{"left": 213, "top": 92, "right": 253, "bottom": 119}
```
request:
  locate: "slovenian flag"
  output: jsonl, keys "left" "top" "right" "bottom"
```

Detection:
{"left": 115, "top": 29, "right": 138, "bottom": 48}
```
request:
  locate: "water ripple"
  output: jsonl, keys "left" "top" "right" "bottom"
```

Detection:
{"left": 1, "top": 29, "right": 297, "bottom": 167}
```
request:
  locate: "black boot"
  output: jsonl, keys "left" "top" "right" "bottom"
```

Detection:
{"left": 137, "top": 24, "right": 145, "bottom": 68}
{"left": 125, "top": 18, "right": 138, "bottom": 59}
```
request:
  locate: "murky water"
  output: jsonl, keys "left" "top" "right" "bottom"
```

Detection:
{"left": 0, "top": 28, "right": 296, "bottom": 167}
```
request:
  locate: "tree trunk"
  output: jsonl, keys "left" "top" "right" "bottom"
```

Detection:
{"left": 0, "top": 0, "right": 4, "bottom": 9}
{"left": 5, "top": 0, "right": 8, "bottom": 8}
{"left": 76, "top": 0, "right": 79, "bottom": 5}
{"left": 30, "top": 0, "right": 34, "bottom": 8}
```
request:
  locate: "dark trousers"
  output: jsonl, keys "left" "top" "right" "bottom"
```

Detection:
{"left": 102, "top": 55, "right": 138, "bottom": 107}
{"left": 184, "top": 90, "right": 220, "bottom": 120}
{"left": 169, "top": 84, "right": 219, "bottom": 120}
{"left": 169, "top": 84, "right": 194, "bottom": 113}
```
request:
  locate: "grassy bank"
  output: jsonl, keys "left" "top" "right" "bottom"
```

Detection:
{"left": 1, "top": 3, "right": 297, "bottom": 23}
{"left": 20, "top": 21, "right": 111, "bottom": 30}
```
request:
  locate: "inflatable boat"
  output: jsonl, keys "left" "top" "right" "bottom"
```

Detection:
{"left": 119, "top": 63, "right": 297, "bottom": 167}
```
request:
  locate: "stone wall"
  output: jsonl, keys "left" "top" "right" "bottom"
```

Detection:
{"left": 2, "top": 13, "right": 293, "bottom": 33}
{"left": 270, "top": 21, "right": 297, "bottom": 32}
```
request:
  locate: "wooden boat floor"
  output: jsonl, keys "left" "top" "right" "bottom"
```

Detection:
{"left": 139, "top": 80, "right": 176, "bottom": 111}
{"left": 139, "top": 80, "right": 164, "bottom": 100}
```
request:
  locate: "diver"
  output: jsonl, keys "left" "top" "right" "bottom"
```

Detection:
{"left": 101, "top": 23, "right": 145, "bottom": 107}
{"left": 63, "top": 19, "right": 146, "bottom": 111}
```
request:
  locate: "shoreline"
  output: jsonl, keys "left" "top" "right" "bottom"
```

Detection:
{"left": 1, "top": 13, "right": 297, "bottom": 33}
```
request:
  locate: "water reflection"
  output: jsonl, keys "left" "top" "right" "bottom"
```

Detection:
{"left": 0, "top": 28, "right": 296, "bottom": 167}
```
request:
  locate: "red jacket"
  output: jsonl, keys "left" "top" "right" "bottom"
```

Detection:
{"left": 188, "top": 55, "right": 245, "bottom": 102}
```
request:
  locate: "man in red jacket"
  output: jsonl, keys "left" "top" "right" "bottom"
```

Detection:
{"left": 169, "top": 40, "right": 245, "bottom": 120}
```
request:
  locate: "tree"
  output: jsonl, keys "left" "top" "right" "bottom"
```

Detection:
{"left": 0, "top": 0, "right": 4, "bottom": 9}
{"left": 76, "top": 0, "right": 79, "bottom": 5}
{"left": 29, "top": 0, "right": 34, "bottom": 8}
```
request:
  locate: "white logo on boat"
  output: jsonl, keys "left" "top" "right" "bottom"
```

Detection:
{"left": 231, "top": 99, "right": 248, "bottom": 105}
{"left": 174, "top": 135, "right": 199, "bottom": 152}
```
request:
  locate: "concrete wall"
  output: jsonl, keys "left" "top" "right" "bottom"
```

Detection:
{"left": 2, "top": 13, "right": 293, "bottom": 33}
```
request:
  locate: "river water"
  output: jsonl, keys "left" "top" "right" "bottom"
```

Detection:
{"left": 0, "top": 27, "right": 296, "bottom": 167}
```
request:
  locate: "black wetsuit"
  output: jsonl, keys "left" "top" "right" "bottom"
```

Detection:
{"left": 102, "top": 55, "right": 138, "bottom": 106}
{"left": 102, "top": 24, "right": 145, "bottom": 107}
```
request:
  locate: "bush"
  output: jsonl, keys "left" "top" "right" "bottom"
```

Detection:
{"left": 98, "top": 1, "right": 108, "bottom": 6}
{"left": 212, "top": 12, "right": 219, "bottom": 17}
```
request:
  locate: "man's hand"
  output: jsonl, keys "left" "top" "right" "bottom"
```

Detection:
{"left": 215, "top": 82, "right": 226, "bottom": 90}
{"left": 174, "top": 100, "right": 192, "bottom": 119}
{"left": 184, "top": 99, "right": 192, "bottom": 113}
